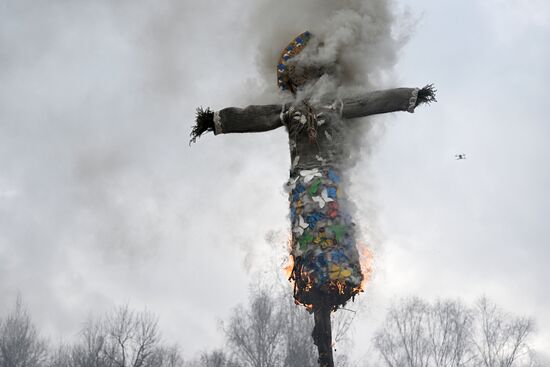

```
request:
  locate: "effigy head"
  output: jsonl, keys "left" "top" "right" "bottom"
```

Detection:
{"left": 277, "top": 31, "right": 336, "bottom": 94}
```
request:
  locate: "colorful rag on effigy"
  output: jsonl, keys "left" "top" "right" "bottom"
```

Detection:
{"left": 277, "top": 31, "right": 312, "bottom": 92}
{"left": 287, "top": 166, "right": 363, "bottom": 309}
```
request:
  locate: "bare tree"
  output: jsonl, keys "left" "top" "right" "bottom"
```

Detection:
{"left": 426, "top": 300, "right": 474, "bottom": 367}
{"left": 148, "top": 345, "right": 185, "bottom": 367}
{"left": 470, "top": 297, "right": 534, "bottom": 367}
{"left": 281, "top": 296, "right": 317, "bottom": 367}
{"left": 189, "top": 350, "right": 239, "bottom": 367}
{"left": 47, "top": 344, "right": 73, "bottom": 367}
{"left": 373, "top": 297, "right": 431, "bottom": 367}
{"left": 69, "top": 305, "right": 179, "bottom": 367}
{"left": 373, "top": 297, "right": 539, "bottom": 367}
{"left": 225, "top": 289, "right": 285, "bottom": 367}
{"left": 71, "top": 317, "right": 112, "bottom": 367}
{"left": 0, "top": 296, "right": 47, "bottom": 367}
{"left": 101, "top": 305, "right": 160, "bottom": 367}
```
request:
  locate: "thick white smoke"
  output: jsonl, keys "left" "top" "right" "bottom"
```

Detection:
{"left": 250, "top": 0, "right": 410, "bottom": 97}
{"left": 244, "top": 0, "right": 415, "bottom": 168}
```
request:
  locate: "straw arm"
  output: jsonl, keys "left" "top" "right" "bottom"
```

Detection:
{"left": 190, "top": 104, "right": 284, "bottom": 143}
{"left": 341, "top": 85, "right": 436, "bottom": 119}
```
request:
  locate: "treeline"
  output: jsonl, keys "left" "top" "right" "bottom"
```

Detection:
{"left": 373, "top": 297, "right": 540, "bottom": 367}
{"left": 0, "top": 290, "right": 543, "bottom": 367}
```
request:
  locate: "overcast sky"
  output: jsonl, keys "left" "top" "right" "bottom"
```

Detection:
{"left": 1, "top": 0, "right": 549, "bottom": 362}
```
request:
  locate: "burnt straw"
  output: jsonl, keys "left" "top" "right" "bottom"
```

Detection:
{"left": 190, "top": 107, "right": 215, "bottom": 144}
{"left": 416, "top": 84, "right": 437, "bottom": 107}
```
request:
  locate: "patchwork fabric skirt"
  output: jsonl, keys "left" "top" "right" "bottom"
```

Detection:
{"left": 287, "top": 166, "right": 363, "bottom": 309}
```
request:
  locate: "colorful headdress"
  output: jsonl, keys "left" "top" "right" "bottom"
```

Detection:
{"left": 277, "top": 31, "right": 312, "bottom": 92}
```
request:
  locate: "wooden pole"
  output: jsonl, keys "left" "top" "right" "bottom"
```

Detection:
{"left": 312, "top": 305, "right": 334, "bottom": 367}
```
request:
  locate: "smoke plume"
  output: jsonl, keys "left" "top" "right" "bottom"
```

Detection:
{"left": 245, "top": 0, "right": 414, "bottom": 170}
{"left": 250, "top": 0, "right": 408, "bottom": 94}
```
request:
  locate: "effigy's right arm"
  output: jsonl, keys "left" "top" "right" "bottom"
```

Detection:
{"left": 190, "top": 104, "right": 284, "bottom": 144}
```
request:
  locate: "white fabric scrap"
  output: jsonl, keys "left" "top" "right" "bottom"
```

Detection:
{"left": 300, "top": 169, "right": 321, "bottom": 183}
{"left": 293, "top": 215, "right": 309, "bottom": 236}
{"left": 312, "top": 188, "right": 333, "bottom": 208}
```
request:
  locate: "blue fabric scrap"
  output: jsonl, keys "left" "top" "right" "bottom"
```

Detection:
{"left": 328, "top": 169, "right": 341, "bottom": 184}
{"left": 316, "top": 253, "right": 328, "bottom": 267}
{"left": 292, "top": 183, "right": 305, "bottom": 201}
{"left": 306, "top": 212, "right": 325, "bottom": 228}
{"left": 331, "top": 249, "right": 349, "bottom": 263}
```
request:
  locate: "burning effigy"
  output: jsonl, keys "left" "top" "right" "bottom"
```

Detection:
{"left": 191, "top": 31, "right": 435, "bottom": 366}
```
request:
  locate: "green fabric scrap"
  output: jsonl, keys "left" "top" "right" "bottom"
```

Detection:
{"left": 329, "top": 224, "right": 346, "bottom": 241}
{"left": 299, "top": 232, "right": 314, "bottom": 250}
{"left": 308, "top": 178, "right": 322, "bottom": 196}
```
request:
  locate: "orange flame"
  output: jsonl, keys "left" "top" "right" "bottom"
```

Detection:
{"left": 284, "top": 255, "right": 294, "bottom": 280}
{"left": 282, "top": 233, "right": 374, "bottom": 310}
{"left": 283, "top": 234, "right": 294, "bottom": 280}
{"left": 358, "top": 244, "right": 374, "bottom": 291}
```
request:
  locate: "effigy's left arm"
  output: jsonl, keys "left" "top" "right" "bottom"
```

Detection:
{"left": 341, "top": 85, "right": 436, "bottom": 119}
